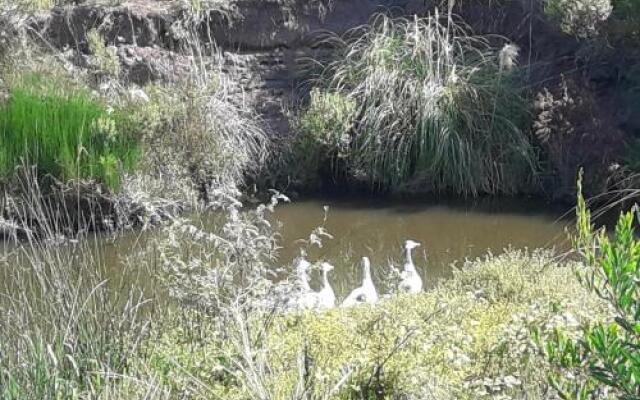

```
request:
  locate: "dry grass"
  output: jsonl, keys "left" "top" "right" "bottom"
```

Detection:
{"left": 294, "top": 13, "right": 536, "bottom": 196}
{"left": 0, "top": 179, "right": 159, "bottom": 399}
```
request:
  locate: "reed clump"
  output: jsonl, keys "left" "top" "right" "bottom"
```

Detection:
{"left": 295, "top": 13, "right": 536, "bottom": 196}
{"left": 0, "top": 189, "right": 157, "bottom": 399}
{"left": 0, "top": 74, "right": 138, "bottom": 190}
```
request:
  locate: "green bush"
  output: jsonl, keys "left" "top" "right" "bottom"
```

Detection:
{"left": 541, "top": 180, "right": 640, "bottom": 399}
{"left": 0, "top": 75, "right": 138, "bottom": 190}
{"left": 545, "top": 0, "right": 613, "bottom": 38}
{"left": 297, "top": 14, "right": 536, "bottom": 196}
{"left": 87, "top": 28, "right": 121, "bottom": 79}
{"left": 290, "top": 89, "right": 356, "bottom": 189}
{"left": 147, "top": 250, "right": 610, "bottom": 399}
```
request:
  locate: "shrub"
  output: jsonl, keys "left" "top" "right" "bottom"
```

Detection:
{"left": 149, "top": 246, "right": 610, "bottom": 399}
{"left": 545, "top": 0, "right": 613, "bottom": 38}
{"left": 0, "top": 74, "right": 138, "bottom": 190}
{"left": 532, "top": 76, "right": 623, "bottom": 198}
{"left": 298, "top": 14, "right": 536, "bottom": 196}
{"left": 131, "top": 73, "right": 269, "bottom": 203}
{"left": 289, "top": 88, "right": 356, "bottom": 189}
{"left": 607, "top": 0, "right": 640, "bottom": 41}
{"left": 540, "top": 179, "right": 640, "bottom": 399}
{"left": 87, "top": 28, "right": 121, "bottom": 79}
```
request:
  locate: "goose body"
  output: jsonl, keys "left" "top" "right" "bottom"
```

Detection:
{"left": 398, "top": 240, "right": 423, "bottom": 294}
{"left": 293, "top": 259, "right": 336, "bottom": 310}
{"left": 342, "top": 257, "right": 378, "bottom": 307}
{"left": 316, "top": 262, "right": 336, "bottom": 309}
{"left": 296, "top": 258, "right": 312, "bottom": 291}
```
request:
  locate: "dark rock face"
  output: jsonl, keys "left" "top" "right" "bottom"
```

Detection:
{"left": 32, "top": 0, "right": 430, "bottom": 136}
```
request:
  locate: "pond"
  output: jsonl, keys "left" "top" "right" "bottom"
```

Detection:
{"left": 272, "top": 197, "right": 570, "bottom": 296}
{"left": 1, "top": 197, "right": 572, "bottom": 300}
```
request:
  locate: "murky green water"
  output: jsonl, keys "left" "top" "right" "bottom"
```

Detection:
{"left": 1, "top": 197, "right": 571, "bottom": 299}
{"left": 272, "top": 197, "right": 570, "bottom": 295}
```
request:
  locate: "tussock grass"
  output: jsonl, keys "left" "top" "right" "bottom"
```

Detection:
{"left": 0, "top": 187, "right": 158, "bottom": 399}
{"left": 297, "top": 13, "right": 536, "bottom": 196}
{"left": 0, "top": 75, "right": 138, "bottom": 190}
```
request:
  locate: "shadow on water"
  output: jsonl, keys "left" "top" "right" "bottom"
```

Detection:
{"left": 1, "top": 195, "right": 575, "bottom": 300}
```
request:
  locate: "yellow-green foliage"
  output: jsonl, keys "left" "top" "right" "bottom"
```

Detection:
{"left": 0, "top": 0, "right": 72, "bottom": 11}
{"left": 290, "top": 89, "right": 356, "bottom": 188}
{"left": 147, "top": 250, "right": 611, "bottom": 399}
{"left": 87, "top": 29, "right": 121, "bottom": 78}
{"left": 545, "top": 0, "right": 613, "bottom": 38}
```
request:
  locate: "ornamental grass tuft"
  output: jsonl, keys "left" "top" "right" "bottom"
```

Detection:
{"left": 296, "top": 13, "right": 536, "bottom": 196}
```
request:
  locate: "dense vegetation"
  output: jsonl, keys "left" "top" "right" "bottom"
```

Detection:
{"left": 541, "top": 181, "right": 640, "bottom": 399}
{"left": 148, "top": 249, "right": 610, "bottom": 399}
{"left": 292, "top": 15, "right": 535, "bottom": 196}
{"left": 0, "top": 75, "right": 138, "bottom": 189}
{"left": 0, "top": 0, "right": 639, "bottom": 399}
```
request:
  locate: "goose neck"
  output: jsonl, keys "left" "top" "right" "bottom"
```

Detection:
{"left": 405, "top": 248, "right": 416, "bottom": 271}
{"left": 322, "top": 269, "right": 330, "bottom": 288}
{"left": 363, "top": 263, "right": 372, "bottom": 283}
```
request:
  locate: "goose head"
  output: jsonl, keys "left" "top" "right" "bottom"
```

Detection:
{"left": 321, "top": 262, "right": 334, "bottom": 273}
{"left": 404, "top": 240, "right": 421, "bottom": 250}
{"left": 296, "top": 258, "right": 311, "bottom": 273}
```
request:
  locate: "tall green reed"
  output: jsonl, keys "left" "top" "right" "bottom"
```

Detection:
{"left": 0, "top": 75, "right": 138, "bottom": 190}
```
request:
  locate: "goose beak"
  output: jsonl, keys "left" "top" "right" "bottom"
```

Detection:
{"left": 321, "top": 262, "right": 334, "bottom": 271}
{"left": 405, "top": 240, "right": 421, "bottom": 249}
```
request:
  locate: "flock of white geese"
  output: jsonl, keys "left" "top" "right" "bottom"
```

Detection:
{"left": 292, "top": 240, "right": 423, "bottom": 310}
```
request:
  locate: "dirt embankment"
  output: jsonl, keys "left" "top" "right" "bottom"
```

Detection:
{"left": 21, "top": 0, "right": 427, "bottom": 136}
{"left": 3, "top": 0, "right": 636, "bottom": 201}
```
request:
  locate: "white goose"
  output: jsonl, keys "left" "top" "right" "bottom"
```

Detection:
{"left": 296, "top": 258, "right": 312, "bottom": 292}
{"left": 294, "top": 260, "right": 336, "bottom": 310}
{"left": 398, "top": 240, "right": 423, "bottom": 294}
{"left": 316, "top": 262, "right": 336, "bottom": 309}
{"left": 294, "top": 258, "right": 319, "bottom": 310}
{"left": 342, "top": 257, "right": 378, "bottom": 307}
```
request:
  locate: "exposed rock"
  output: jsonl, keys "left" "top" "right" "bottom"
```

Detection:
{"left": 23, "top": 0, "right": 430, "bottom": 136}
{"left": 116, "top": 44, "right": 191, "bottom": 84}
